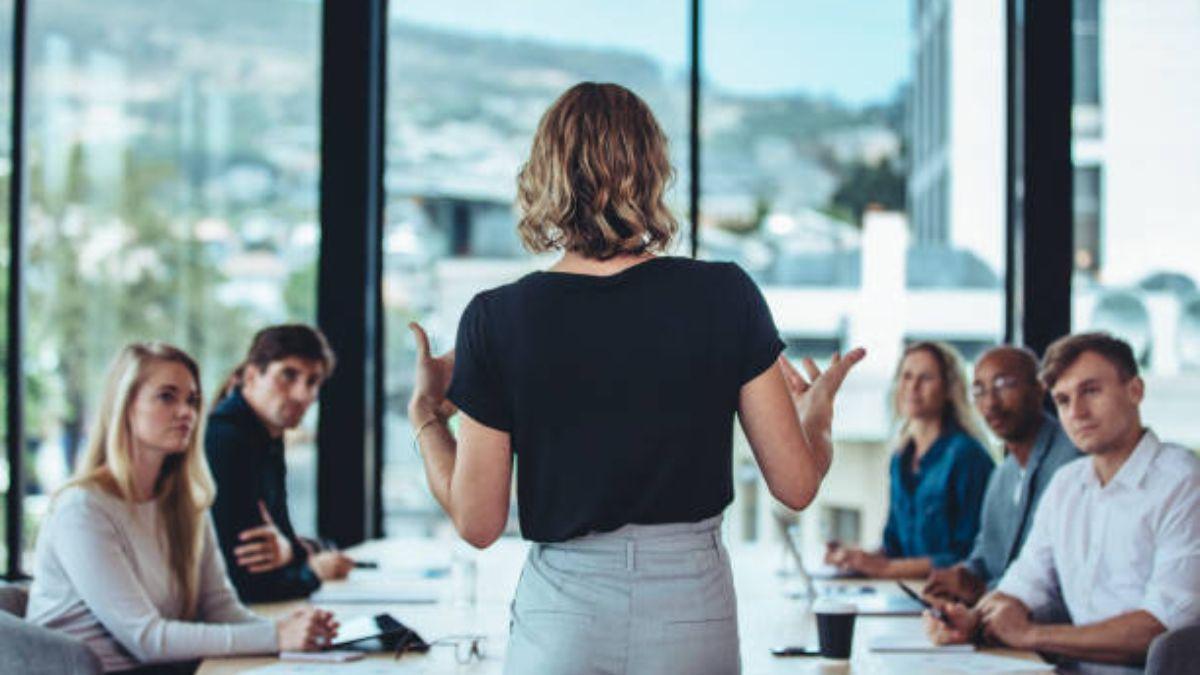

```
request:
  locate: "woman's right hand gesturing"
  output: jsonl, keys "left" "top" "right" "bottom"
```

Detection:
{"left": 739, "top": 348, "right": 866, "bottom": 510}
{"left": 776, "top": 348, "right": 866, "bottom": 431}
{"left": 276, "top": 607, "right": 339, "bottom": 652}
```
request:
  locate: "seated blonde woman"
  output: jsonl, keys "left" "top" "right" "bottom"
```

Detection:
{"left": 826, "top": 341, "right": 994, "bottom": 579}
{"left": 25, "top": 342, "right": 336, "bottom": 673}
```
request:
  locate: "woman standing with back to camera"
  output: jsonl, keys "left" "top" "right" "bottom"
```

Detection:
{"left": 407, "top": 82, "right": 864, "bottom": 674}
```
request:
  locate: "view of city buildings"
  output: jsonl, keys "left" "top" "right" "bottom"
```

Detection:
{"left": 2, "top": 1, "right": 1197, "bottom": 568}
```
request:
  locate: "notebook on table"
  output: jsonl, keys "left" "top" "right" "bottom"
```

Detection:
{"left": 869, "top": 632, "right": 975, "bottom": 652}
{"left": 852, "top": 592, "right": 927, "bottom": 616}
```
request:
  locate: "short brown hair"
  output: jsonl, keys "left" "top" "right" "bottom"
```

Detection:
{"left": 516, "top": 82, "right": 678, "bottom": 260}
{"left": 1039, "top": 332, "right": 1138, "bottom": 389}
{"left": 215, "top": 324, "right": 336, "bottom": 404}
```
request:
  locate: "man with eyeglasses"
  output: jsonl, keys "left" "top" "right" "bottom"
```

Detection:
{"left": 923, "top": 346, "right": 1080, "bottom": 606}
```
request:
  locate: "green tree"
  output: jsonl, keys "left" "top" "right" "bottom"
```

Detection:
{"left": 829, "top": 156, "right": 907, "bottom": 227}
{"left": 284, "top": 260, "right": 316, "bottom": 320}
{"left": 24, "top": 141, "right": 257, "bottom": 479}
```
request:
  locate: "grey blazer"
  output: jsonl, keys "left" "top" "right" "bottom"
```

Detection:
{"left": 961, "top": 414, "right": 1081, "bottom": 588}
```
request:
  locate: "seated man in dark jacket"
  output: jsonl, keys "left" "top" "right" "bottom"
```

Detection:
{"left": 206, "top": 324, "right": 354, "bottom": 602}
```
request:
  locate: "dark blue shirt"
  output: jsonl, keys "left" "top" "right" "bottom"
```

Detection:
{"left": 206, "top": 388, "right": 321, "bottom": 602}
{"left": 882, "top": 428, "right": 995, "bottom": 567}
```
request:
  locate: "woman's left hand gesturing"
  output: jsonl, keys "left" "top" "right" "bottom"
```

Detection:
{"left": 407, "top": 322, "right": 458, "bottom": 425}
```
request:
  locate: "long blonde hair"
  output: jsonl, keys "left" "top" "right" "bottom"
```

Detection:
{"left": 889, "top": 341, "right": 988, "bottom": 450}
{"left": 63, "top": 342, "right": 215, "bottom": 618}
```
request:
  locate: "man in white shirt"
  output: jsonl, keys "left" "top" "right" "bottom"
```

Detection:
{"left": 925, "top": 332, "right": 1200, "bottom": 668}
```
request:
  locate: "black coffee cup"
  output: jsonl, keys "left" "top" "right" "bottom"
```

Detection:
{"left": 813, "top": 599, "right": 857, "bottom": 660}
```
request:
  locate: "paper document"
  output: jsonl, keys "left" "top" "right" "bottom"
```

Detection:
{"left": 311, "top": 580, "right": 439, "bottom": 604}
{"left": 280, "top": 650, "right": 364, "bottom": 662}
{"left": 869, "top": 632, "right": 975, "bottom": 652}
{"left": 246, "top": 662, "right": 398, "bottom": 675}
{"left": 851, "top": 593, "right": 926, "bottom": 616}
{"left": 805, "top": 563, "right": 863, "bottom": 580}
{"left": 875, "top": 653, "right": 1054, "bottom": 673}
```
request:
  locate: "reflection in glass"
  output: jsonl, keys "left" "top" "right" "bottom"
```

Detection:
{"left": 701, "top": 0, "right": 1005, "bottom": 551}
{"left": 1178, "top": 298, "right": 1200, "bottom": 371}
{"left": 1070, "top": 0, "right": 1200, "bottom": 448}
{"left": 1088, "top": 292, "right": 1151, "bottom": 364}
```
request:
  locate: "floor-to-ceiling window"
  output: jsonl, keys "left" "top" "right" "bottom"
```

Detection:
{"left": 699, "top": 0, "right": 1006, "bottom": 555}
{"left": 380, "top": 0, "right": 690, "bottom": 538}
{"left": 19, "top": 0, "right": 322, "bottom": 565}
{"left": 1069, "top": 0, "right": 1200, "bottom": 450}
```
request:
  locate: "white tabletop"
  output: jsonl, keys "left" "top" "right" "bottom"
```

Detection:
{"left": 198, "top": 537, "right": 1052, "bottom": 674}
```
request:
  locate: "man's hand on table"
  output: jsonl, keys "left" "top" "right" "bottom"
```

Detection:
{"left": 979, "top": 594, "right": 1037, "bottom": 650}
{"left": 923, "top": 597, "right": 979, "bottom": 645}
{"left": 309, "top": 551, "right": 355, "bottom": 581}
{"left": 923, "top": 591, "right": 1038, "bottom": 651}
{"left": 924, "top": 564, "right": 986, "bottom": 605}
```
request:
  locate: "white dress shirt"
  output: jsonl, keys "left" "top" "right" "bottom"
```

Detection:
{"left": 996, "top": 430, "right": 1200, "bottom": 631}
{"left": 26, "top": 486, "right": 278, "bottom": 672}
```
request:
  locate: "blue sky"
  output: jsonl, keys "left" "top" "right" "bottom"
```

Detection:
{"left": 388, "top": 0, "right": 910, "bottom": 106}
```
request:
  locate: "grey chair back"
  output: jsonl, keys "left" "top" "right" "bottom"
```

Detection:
{"left": 0, "top": 581, "right": 29, "bottom": 616}
{"left": 0, "top": 582, "right": 103, "bottom": 675}
{"left": 1146, "top": 624, "right": 1200, "bottom": 675}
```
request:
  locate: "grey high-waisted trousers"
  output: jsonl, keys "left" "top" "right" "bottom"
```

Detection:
{"left": 503, "top": 515, "right": 740, "bottom": 675}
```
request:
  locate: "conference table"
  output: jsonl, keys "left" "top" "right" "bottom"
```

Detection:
{"left": 198, "top": 538, "right": 1052, "bottom": 674}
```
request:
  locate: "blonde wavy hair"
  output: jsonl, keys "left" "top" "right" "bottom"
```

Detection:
{"left": 62, "top": 342, "right": 215, "bottom": 619}
{"left": 517, "top": 82, "right": 678, "bottom": 260}
{"left": 889, "top": 341, "right": 988, "bottom": 450}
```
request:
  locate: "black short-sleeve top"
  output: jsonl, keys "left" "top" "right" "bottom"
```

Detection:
{"left": 446, "top": 256, "right": 785, "bottom": 542}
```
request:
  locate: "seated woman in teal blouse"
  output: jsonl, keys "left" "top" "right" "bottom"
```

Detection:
{"left": 827, "top": 341, "right": 994, "bottom": 579}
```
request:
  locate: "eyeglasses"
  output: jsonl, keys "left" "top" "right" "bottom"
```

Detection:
{"left": 395, "top": 633, "right": 487, "bottom": 665}
{"left": 971, "top": 375, "right": 1025, "bottom": 401}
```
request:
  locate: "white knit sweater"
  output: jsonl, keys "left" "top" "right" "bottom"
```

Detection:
{"left": 25, "top": 485, "right": 278, "bottom": 672}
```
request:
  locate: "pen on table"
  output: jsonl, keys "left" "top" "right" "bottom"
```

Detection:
{"left": 895, "top": 580, "right": 951, "bottom": 624}
{"left": 334, "top": 548, "right": 378, "bottom": 568}
{"left": 321, "top": 538, "right": 375, "bottom": 568}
